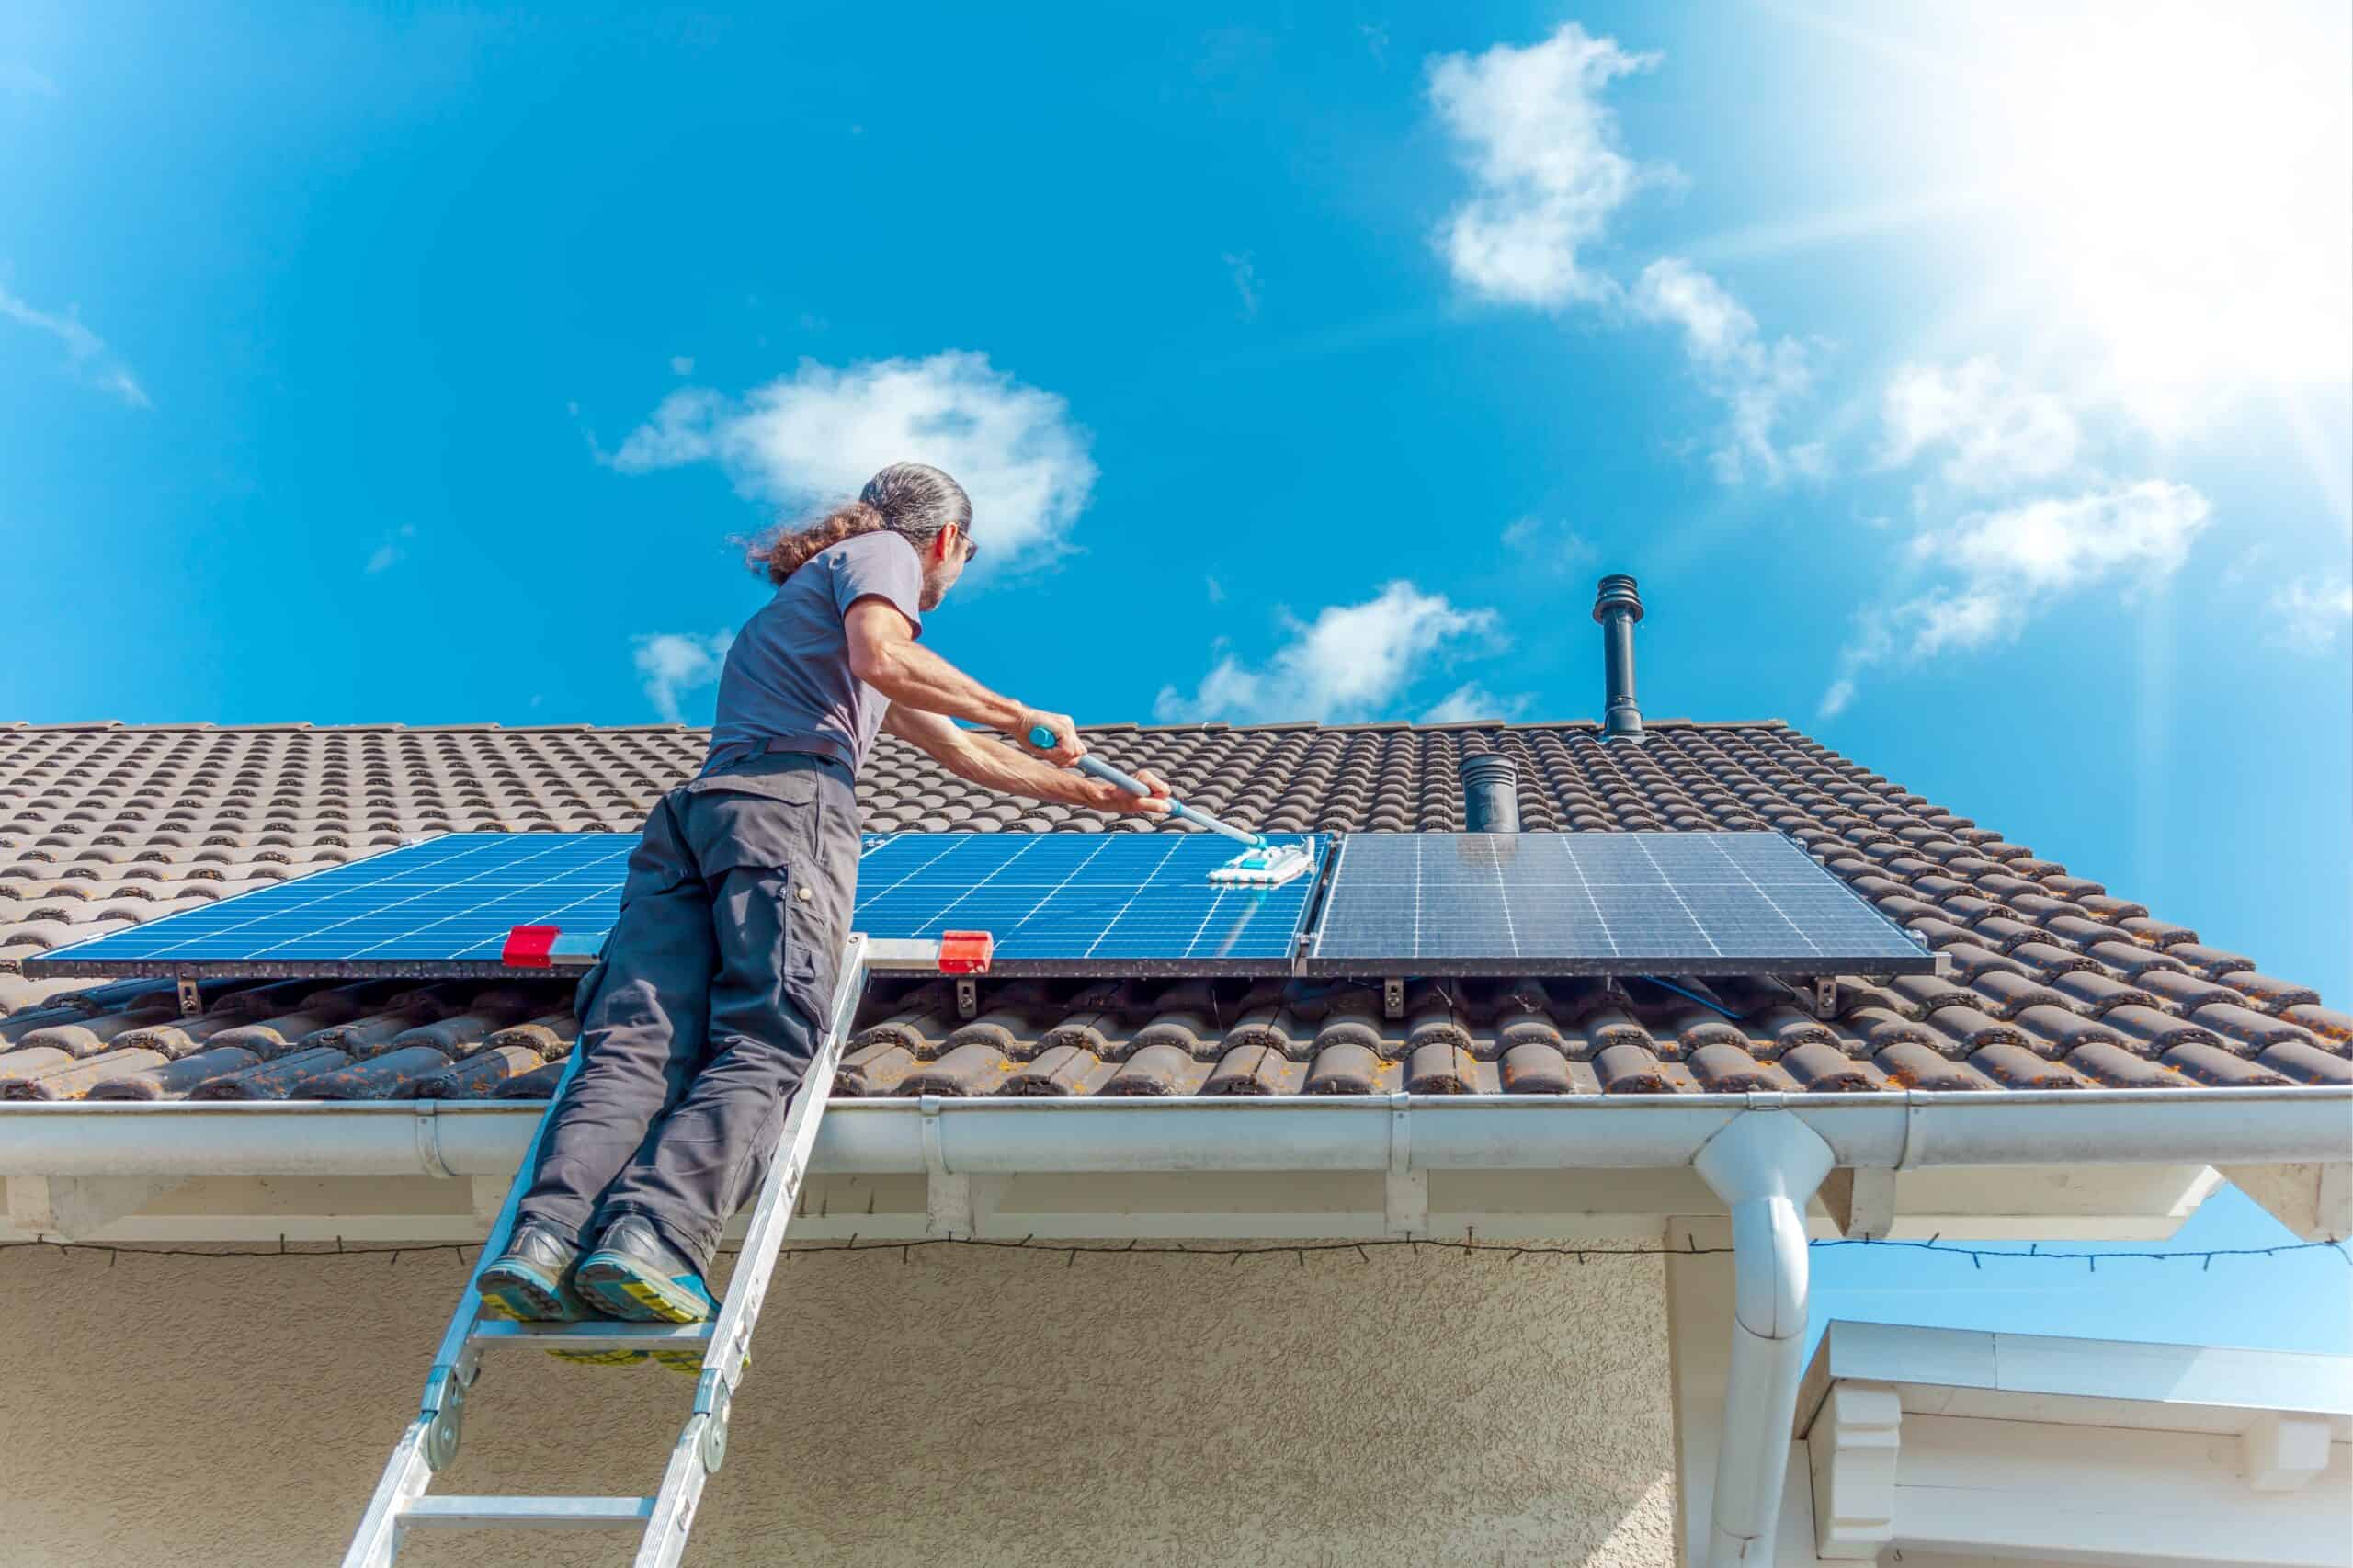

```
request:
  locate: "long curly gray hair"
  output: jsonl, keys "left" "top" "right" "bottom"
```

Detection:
{"left": 744, "top": 463, "right": 973, "bottom": 585}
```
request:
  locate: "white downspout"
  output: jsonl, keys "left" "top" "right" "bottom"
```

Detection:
{"left": 1691, "top": 1108, "right": 1836, "bottom": 1568}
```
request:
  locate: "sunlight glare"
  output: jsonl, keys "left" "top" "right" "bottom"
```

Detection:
{"left": 1913, "top": 2, "right": 2352, "bottom": 427}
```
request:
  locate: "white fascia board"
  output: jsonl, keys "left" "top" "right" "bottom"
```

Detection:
{"left": 1797, "top": 1320, "right": 2353, "bottom": 1438}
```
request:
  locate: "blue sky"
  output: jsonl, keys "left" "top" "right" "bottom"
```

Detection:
{"left": 3, "top": 4, "right": 2347, "bottom": 1348}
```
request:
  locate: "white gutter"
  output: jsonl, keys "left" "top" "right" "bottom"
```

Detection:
{"left": 0, "top": 1087, "right": 2345, "bottom": 1179}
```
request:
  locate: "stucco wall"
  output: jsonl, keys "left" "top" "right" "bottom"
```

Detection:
{"left": 0, "top": 1239, "right": 1674, "bottom": 1568}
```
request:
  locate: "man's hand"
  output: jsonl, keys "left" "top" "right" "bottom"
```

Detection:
{"left": 884, "top": 703, "right": 1171, "bottom": 819}
{"left": 1069, "top": 767, "right": 1174, "bottom": 818}
{"left": 1017, "top": 708, "right": 1086, "bottom": 767}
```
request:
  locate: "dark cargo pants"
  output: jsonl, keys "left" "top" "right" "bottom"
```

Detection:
{"left": 514, "top": 753, "right": 859, "bottom": 1274}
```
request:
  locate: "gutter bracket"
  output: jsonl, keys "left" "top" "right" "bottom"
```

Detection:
{"left": 920, "top": 1096, "right": 973, "bottom": 1239}
{"left": 413, "top": 1100, "right": 454, "bottom": 1181}
{"left": 1897, "top": 1090, "right": 1928, "bottom": 1171}
{"left": 1384, "top": 1093, "right": 1427, "bottom": 1238}
{"left": 1692, "top": 1107, "right": 1836, "bottom": 1568}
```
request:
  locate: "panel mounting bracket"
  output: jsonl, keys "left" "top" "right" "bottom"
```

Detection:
{"left": 176, "top": 976, "right": 203, "bottom": 1018}
{"left": 1811, "top": 977, "right": 1840, "bottom": 1019}
{"left": 1382, "top": 978, "right": 1404, "bottom": 1020}
{"left": 954, "top": 978, "right": 979, "bottom": 1019}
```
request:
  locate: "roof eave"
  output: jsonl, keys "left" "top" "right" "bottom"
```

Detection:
{"left": 2, "top": 1086, "right": 2343, "bottom": 1178}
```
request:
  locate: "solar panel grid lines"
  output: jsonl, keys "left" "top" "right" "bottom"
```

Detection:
{"left": 850, "top": 831, "right": 1325, "bottom": 974}
{"left": 31, "top": 826, "right": 1923, "bottom": 984}
{"left": 1304, "top": 830, "right": 1934, "bottom": 977}
{"left": 28, "top": 832, "right": 641, "bottom": 978}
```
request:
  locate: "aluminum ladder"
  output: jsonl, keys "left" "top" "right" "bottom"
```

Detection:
{"left": 340, "top": 934, "right": 974, "bottom": 1566}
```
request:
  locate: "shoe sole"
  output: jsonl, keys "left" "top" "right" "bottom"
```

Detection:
{"left": 652, "top": 1346, "right": 750, "bottom": 1378}
{"left": 476, "top": 1256, "right": 582, "bottom": 1321}
{"left": 478, "top": 1258, "right": 649, "bottom": 1366}
{"left": 575, "top": 1253, "right": 714, "bottom": 1324}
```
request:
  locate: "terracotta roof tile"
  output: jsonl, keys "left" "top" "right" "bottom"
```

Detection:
{"left": 0, "top": 720, "right": 2340, "bottom": 1104}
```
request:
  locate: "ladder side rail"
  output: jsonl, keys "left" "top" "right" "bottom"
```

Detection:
{"left": 634, "top": 934, "right": 875, "bottom": 1568}
{"left": 341, "top": 1045, "right": 590, "bottom": 1567}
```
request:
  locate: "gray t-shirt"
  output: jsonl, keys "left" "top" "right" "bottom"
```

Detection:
{"left": 705, "top": 528, "right": 925, "bottom": 776}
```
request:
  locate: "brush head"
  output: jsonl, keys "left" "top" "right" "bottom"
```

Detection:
{"left": 1208, "top": 838, "right": 1316, "bottom": 889}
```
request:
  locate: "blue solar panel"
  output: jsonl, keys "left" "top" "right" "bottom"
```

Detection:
{"left": 1304, "top": 831, "right": 1933, "bottom": 977}
{"left": 29, "top": 829, "right": 1329, "bottom": 980}
{"left": 28, "top": 833, "right": 638, "bottom": 977}
{"left": 854, "top": 832, "right": 1325, "bottom": 973}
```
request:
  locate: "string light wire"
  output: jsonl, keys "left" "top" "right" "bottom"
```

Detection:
{"left": 1, "top": 1233, "right": 2343, "bottom": 1271}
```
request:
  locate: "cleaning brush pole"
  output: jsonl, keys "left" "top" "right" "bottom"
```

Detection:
{"left": 1028, "top": 727, "right": 1264, "bottom": 847}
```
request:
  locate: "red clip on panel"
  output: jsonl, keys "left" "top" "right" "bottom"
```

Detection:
{"left": 502, "top": 925, "right": 560, "bottom": 968}
{"left": 937, "top": 930, "right": 995, "bottom": 974}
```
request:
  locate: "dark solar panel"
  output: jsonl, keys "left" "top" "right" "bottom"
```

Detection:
{"left": 1302, "top": 831, "right": 1933, "bottom": 977}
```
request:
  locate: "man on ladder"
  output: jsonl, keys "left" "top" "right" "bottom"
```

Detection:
{"left": 479, "top": 461, "right": 1173, "bottom": 1327}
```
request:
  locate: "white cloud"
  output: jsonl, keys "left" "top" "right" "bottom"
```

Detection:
{"left": 1154, "top": 581, "right": 1497, "bottom": 723}
{"left": 366, "top": 524, "right": 415, "bottom": 574}
{"left": 1501, "top": 515, "right": 1597, "bottom": 565}
{"left": 1421, "top": 683, "right": 1530, "bottom": 724}
{"left": 2268, "top": 575, "right": 2353, "bottom": 652}
{"left": 1427, "top": 23, "right": 1658, "bottom": 308}
{"left": 1205, "top": 575, "right": 1225, "bottom": 603}
{"left": 1881, "top": 357, "right": 2081, "bottom": 490}
{"left": 1631, "top": 258, "right": 1818, "bottom": 483}
{"left": 1222, "top": 252, "right": 1260, "bottom": 318}
{"left": 634, "top": 630, "right": 734, "bottom": 723}
{"left": 669, "top": 355, "right": 694, "bottom": 376}
{"left": 1906, "top": 481, "right": 2209, "bottom": 605}
{"left": 610, "top": 387, "right": 726, "bottom": 469}
{"left": 608, "top": 352, "right": 1095, "bottom": 568}
{"left": 1821, "top": 480, "right": 2211, "bottom": 714}
{"left": 0, "top": 284, "right": 149, "bottom": 406}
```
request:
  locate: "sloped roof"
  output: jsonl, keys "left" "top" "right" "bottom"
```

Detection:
{"left": 0, "top": 718, "right": 2345, "bottom": 1104}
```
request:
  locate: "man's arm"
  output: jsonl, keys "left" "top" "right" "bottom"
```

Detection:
{"left": 846, "top": 597, "right": 1086, "bottom": 765}
{"left": 881, "top": 702, "right": 1172, "bottom": 818}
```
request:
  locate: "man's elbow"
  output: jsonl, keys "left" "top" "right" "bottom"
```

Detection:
{"left": 847, "top": 642, "right": 893, "bottom": 689}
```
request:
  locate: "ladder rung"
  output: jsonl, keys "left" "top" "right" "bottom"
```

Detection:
{"left": 401, "top": 1495, "right": 654, "bottom": 1528}
{"left": 468, "top": 1319, "right": 714, "bottom": 1350}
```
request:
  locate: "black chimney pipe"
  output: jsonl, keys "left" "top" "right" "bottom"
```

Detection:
{"left": 1459, "top": 752, "right": 1520, "bottom": 833}
{"left": 1592, "top": 574, "right": 1645, "bottom": 744}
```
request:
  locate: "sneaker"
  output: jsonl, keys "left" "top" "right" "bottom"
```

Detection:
{"left": 575, "top": 1216, "right": 718, "bottom": 1324}
{"left": 476, "top": 1220, "right": 590, "bottom": 1321}
{"left": 478, "top": 1221, "right": 652, "bottom": 1367}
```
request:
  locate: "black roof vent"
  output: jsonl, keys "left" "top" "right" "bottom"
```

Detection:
{"left": 1592, "top": 574, "right": 1646, "bottom": 744}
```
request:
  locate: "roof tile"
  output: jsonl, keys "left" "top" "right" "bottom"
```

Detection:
{"left": 0, "top": 720, "right": 2336, "bottom": 1104}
